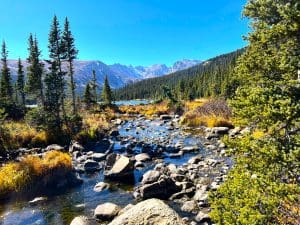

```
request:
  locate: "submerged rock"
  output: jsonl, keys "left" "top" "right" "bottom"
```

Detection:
{"left": 29, "top": 196, "right": 47, "bottom": 205}
{"left": 108, "top": 198, "right": 185, "bottom": 225}
{"left": 93, "top": 182, "right": 110, "bottom": 192}
{"left": 84, "top": 160, "right": 101, "bottom": 172}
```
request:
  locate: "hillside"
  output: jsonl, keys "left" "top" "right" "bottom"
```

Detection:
{"left": 115, "top": 49, "right": 245, "bottom": 100}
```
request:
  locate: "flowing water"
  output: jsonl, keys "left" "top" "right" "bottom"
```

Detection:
{"left": 0, "top": 116, "right": 208, "bottom": 225}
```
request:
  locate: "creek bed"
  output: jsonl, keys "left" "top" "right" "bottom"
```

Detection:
{"left": 0, "top": 116, "right": 228, "bottom": 225}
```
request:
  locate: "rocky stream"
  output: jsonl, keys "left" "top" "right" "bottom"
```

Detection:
{"left": 0, "top": 114, "right": 243, "bottom": 225}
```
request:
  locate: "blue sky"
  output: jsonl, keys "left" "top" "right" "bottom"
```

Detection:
{"left": 0, "top": 0, "right": 248, "bottom": 66}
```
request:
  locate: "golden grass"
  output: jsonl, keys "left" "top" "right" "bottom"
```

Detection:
{"left": 0, "top": 150, "right": 72, "bottom": 198}
{"left": 181, "top": 99, "right": 233, "bottom": 128}
{"left": 2, "top": 122, "right": 48, "bottom": 148}
{"left": 184, "top": 99, "right": 208, "bottom": 111}
{"left": 119, "top": 102, "right": 169, "bottom": 117}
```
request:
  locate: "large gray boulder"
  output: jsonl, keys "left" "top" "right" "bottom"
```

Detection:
{"left": 104, "top": 155, "right": 134, "bottom": 181}
{"left": 108, "top": 199, "right": 185, "bottom": 225}
{"left": 94, "top": 202, "right": 121, "bottom": 221}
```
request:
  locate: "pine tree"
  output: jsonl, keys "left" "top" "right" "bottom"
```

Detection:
{"left": 44, "top": 61, "right": 62, "bottom": 132}
{"left": 102, "top": 76, "right": 113, "bottom": 105}
{"left": 91, "top": 70, "right": 97, "bottom": 103}
{"left": 17, "top": 58, "right": 25, "bottom": 108}
{"left": 48, "top": 15, "right": 66, "bottom": 121}
{"left": 26, "top": 34, "right": 44, "bottom": 106}
{"left": 61, "top": 17, "right": 78, "bottom": 115}
{"left": 210, "top": 1, "right": 300, "bottom": 224}
{"left": 83, "top": 83, "right": 93, "bottom": 108}
{"left": 0, "top": 41, "right": 13, "bottom": 103}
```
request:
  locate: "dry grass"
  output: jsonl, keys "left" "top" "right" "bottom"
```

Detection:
{"left": 2, "top": 122, "right": 48, "bottom": 149}
{"left": 119, "top": 102, "right": 169, "bottom": 116}
{"left": 75, "top": 111, "right": 112, "bottom": 143}
{"left": 181, "top": 99, "right": 233, "bottom": 128}
{"left": 0, "top": 150, "right": 72, "bottom": 198}
{"left": 184, "top": 98, "right": 208, "bottom": 111}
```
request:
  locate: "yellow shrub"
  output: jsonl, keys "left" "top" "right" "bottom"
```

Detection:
{"left": 252, "top": 129, "right": 265, "bottom": 139}
{"left": 120, "top": 102, "right": 169, "bottom": 116}
{"left": 0, "top": 150, "right": 72, "bottom": 198}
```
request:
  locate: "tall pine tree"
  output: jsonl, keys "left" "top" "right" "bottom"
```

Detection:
{"left": 210, "top": 1, "right": 300, "bottom": 224}
{"left": 26, "top": 34, "right": 44, "bottom": 107}
{"left": 61, "top": 17, "right": 78, "bottom": 115}
{"left": 91, "top": 70, "right": 97, "bottom": 103}
{"left": 102, "top": 76, "right": 113, "bottom": 105}
{"left": 0, "top": 41, "right": 13, "bottom": 103}
{"left": 48, "top": 15, "right": 66, "bottom": 121}
{"left": 17, "top": 58, "right": 26, "bottom": 108}
{"left": 83, "top": 83, "right": 93, "bottom": 109}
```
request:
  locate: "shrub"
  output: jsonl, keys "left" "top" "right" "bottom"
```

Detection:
{"left": 0, "top": 150, "right": 72, "bottom": 198}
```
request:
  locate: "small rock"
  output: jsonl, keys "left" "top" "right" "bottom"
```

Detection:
{"left": 70, "top": 216, "right": 94, "bottom": 225}
{"left": 141, "top": 170, "right": 161, "bottom": 184}
{"left": 195, "top": 211, "right": 211, "bottom": 223}
{"left": 29, "top": 197, "right": 47, "bottom": 204}
{"left": 135, "top": 153, "right": 151, "bottom": 162}
{"left": 94, "top": 202, "right": 121, "bottom": 221}
{"left": 46, "top": 144, "right": 64, "bottom": 151}
{"left": 93, "top": 182, "right": 110, "bottom": 192}
{"left": 181, "top": 200, "right": 198, "bottom": 213}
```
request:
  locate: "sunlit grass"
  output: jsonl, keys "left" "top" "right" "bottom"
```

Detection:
{"left": 2, "top": 122, "right": 48, "bottom": 149}
{"left": 181, "top": 99, "right": 233, "bottom": 128}
{"left": 119, "top": 102, "right": 169, "bottom": 116}
{"left": 0, "top": 150, "right": 72, "bottom": 198}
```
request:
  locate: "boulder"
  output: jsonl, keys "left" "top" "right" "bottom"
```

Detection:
{"left": 108, "top": 199, "right": 185, "bottom": 225}
{"left": 104, "top": 155, "right": 134, "bottom": 181}
{"left": 134, "top": 153, "right": 151, "bottom": 162}
{"left": 84, "top": 160, "right": 101, "bottom": 172}
{"left": 70, "top": 216, "right": 94, "bottom": 225}
{"left": 93, "top": 182, "right": 110, "bottom": 192}
{"left": 94, "top": 202, "right": 121, "bottom": 221}
{"left": 141, "top": 170, "right": 161, "bottom": 184}
{"left": 137, "top": 176, "right": 181, "bottom": 200}
{"left": 46, "top": 144, "right": 64, "bottom": 151}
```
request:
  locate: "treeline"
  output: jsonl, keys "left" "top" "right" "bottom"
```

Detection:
{"left": 115, "top": 48, "right": 244, "bottom": 100}
{"left": 0, "top": 16, "right": 113, "bottom": 141}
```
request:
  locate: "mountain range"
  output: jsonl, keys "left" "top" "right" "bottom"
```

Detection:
{"left": 3, "top": 59, "right": 202, "bottom": 92}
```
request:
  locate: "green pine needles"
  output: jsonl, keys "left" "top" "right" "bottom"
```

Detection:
{"left": 210, "top": 0, "right": 300, "bottom": 224}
